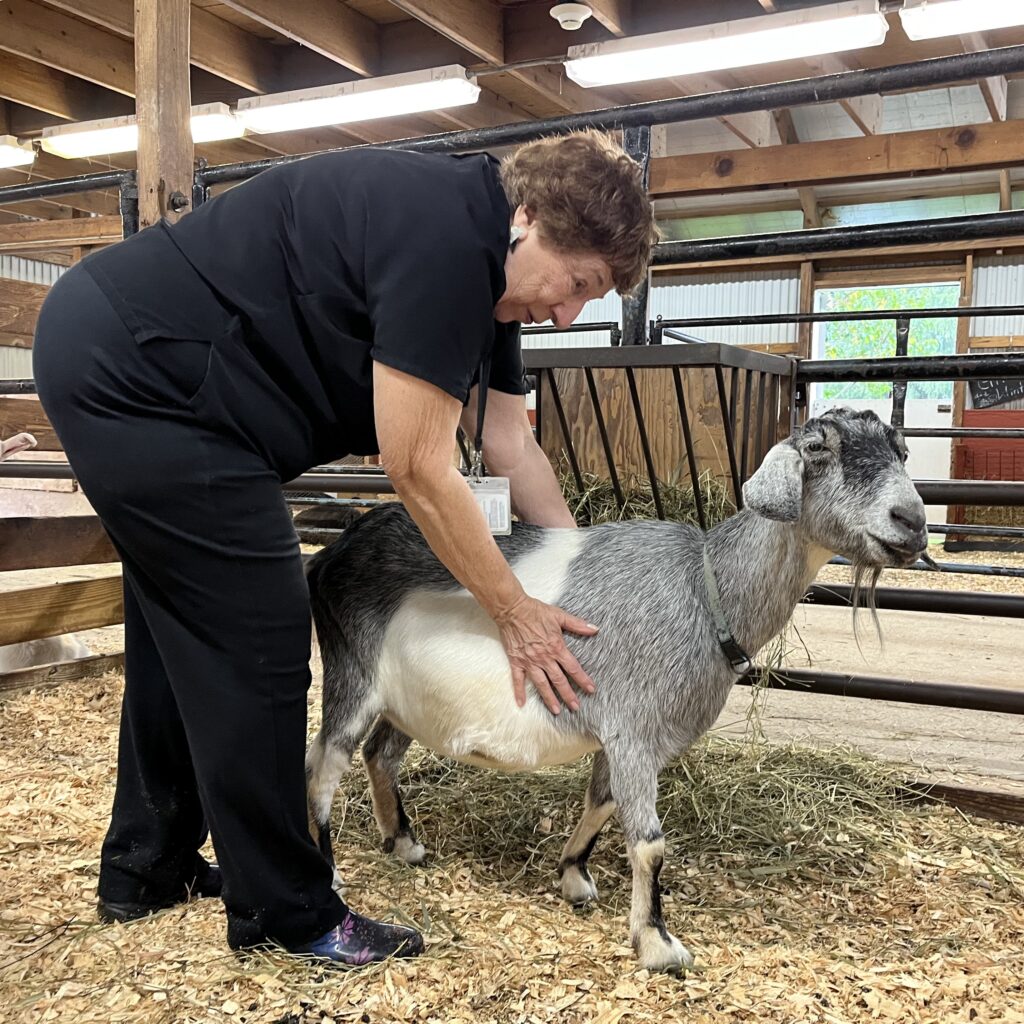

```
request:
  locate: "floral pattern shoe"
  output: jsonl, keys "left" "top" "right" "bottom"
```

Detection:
{"left": 292, "top": 910, "right": 424, "bottom": 965}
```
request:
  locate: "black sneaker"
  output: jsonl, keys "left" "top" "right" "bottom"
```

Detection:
{"left": 289, "top": 909, "right": 424, "bottom": 966}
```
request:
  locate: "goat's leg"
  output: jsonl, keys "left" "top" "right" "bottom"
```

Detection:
{"left": 306, "top": 699, "right": 381, "bottom": 891}
{"left": 606, "top": 748, "right": 694, "bottom": 973}
{"left": 558, "top": 750, "right": 614, "bottom": 905}
{"left": 363, "top": 720, "right": 426, "bottom": 866}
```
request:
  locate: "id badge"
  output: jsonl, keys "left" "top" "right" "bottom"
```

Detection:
{"left": 467, "top": 475, "right": 512, "bottom": 535}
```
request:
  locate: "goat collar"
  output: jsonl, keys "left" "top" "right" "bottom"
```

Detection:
{"left": 702, "top": 543, "right": 752, "bottom": 676}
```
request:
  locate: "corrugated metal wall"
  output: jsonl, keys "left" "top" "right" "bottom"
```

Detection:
{"left": 971, "top": 256, "right": 1024, "bottom": 337}
{"left": 520, "top": 269, "right": 801, "bottom": 348}
{"left": 1, "top": 256, "right": 61, "bottom": 378}
{"left": 0, "top": 255, "right": 64, "bottom": 287}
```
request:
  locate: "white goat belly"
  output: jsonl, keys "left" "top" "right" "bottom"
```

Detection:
{"left": 376, "top": 531, "right": 599, "bottom": 772}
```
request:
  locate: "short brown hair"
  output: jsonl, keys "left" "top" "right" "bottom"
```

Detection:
{"left": 500, "top": 130, "right": 658, "bottom": 294}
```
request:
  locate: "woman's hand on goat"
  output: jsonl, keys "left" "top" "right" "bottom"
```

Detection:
{"left": 494, "top": 596, "right": 598, "bottom": 714}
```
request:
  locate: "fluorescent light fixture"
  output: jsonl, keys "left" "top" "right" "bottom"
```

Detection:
{"left": 40, "top": 103, "right": 243, "bottom": 159}
{"left": 237, "top": 65, "right": 480, "bottom": 134}
{"left": 564, "top": 0, "right": 888, "bottom": 88}
{"left": 900, "top": 0, "right": 1024, "bottom": 39}
{"left": 0, "top": 135, "right": 34, "bottom": 168}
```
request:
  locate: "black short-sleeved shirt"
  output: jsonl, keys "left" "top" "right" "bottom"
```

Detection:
{"left": 80, "top": 149, "right": 526, "bottom": 465}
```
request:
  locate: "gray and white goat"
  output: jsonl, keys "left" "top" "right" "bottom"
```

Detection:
{"left": 305, "top": 408, "right": 926, "bottom": 972}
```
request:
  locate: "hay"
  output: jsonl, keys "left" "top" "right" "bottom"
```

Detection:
{"left": 2, "top": 673, "right": 1023, "bottom": 1024}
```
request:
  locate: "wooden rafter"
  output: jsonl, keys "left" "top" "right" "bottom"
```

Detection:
{"left": 43, "top": 0, "right": 280, "bottom": 94}
{"left": 387, "top": 0, "right": 504, "bottom": 66}
{"left": 960, "top": 34, "right": 1007, "bottom": 122}
{"left": 0, "top": 0, "right": 135, "bottom": 95}
{"left": 587, "top": 0, "right": 631, "bottom": 37}
{"left": 0, "top": 53, "right": 132, "bottom": 123}
{"left": 217, "top": 0, "right": 380, "bottom": 77}
{"left": 0, "top": 216, "right": 124, "bottom": 252}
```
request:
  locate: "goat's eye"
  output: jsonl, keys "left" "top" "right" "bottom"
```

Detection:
{"left": 900, "top": 450, "right": 909, "bottom": 463}
{"left": 805, "top": 439, "right": 827, "bottom": 454}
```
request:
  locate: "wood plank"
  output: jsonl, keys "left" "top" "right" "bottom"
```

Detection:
{"left": 0, "top": 0, "right": 135, "bottom": 95}
{"left": 388, "top": 0, "right": 503, "bottom": 65}
{"left": 969, "top": 335, "right": 1024, "bottom": 349}
{"left": 0, "top": 576, "right": 124, "bottom": 646}
{"left": 0, "top": 652, "right": 125, "bottom": 696}
{"left": 217, "top": 0, "right": 380, "bottom": 77}
{"left": 134, "top": 0, "right": 194, "bottom": 228}
{"left": 0, "top": 278, "right": 47, "bottom": 339}
{"left": 0, "top": 217, "right": 124, "bottom": 252}
{"left": 804, "top": 55, "right": 882, "bottom": 136}
{"left": 0, "top": 517, "right": 118, "bottom": 571}
{"left": 0, "top": 52, "right": 133, "bottom": 121}
{"left": 649, "top": 119, "right": 1024, "bottom": 198}
{"left": 961, "top": 34, "right": 1007, "bottom": 123}
{"left": 797, "top": 261, "right": 814, "bottom": 360}
{"left": 909, "top": 781, "right": 1024, "bottom": 826}
{"left": 43, "top": 0, "right": 280, "bottom": 93}
{"left": 999, "top": 168, "right": 1013, "bottom": 212}
{"left": 0, "top": 398, "right": 58, "bottom": 448}
{"left": 798, "top": 188, "right": 821, "bottom": 229}
{"left": 815, "top": 264, "right": 966, "bottom": 287}
{"left": 588, "top": 0, "right": 631, "bottom": 36}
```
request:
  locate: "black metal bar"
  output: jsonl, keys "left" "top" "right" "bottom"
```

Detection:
{"left": 728, "top": 367, "right": 740, "bottom": 441}
{"left": 546, "top": 367, "right": 585, "bottom": 494}
{"left": 621, "top": 125, "right": 651, "bottom": 346}
{"left": 655, "top": 304, "right": 1024, "bottom": 328}
{"left": 584, "top": 366, "right": 625, "bottom": 510}
{"left": 304, "top": 463, "right": 387, "bottom": 474}
{"left": 0, "top": 462, "right": 75, "bottom": 480}
{"left": 0, "top": 380, "right": 37, "bottom": 395}
{"left": 118, "top": 175, "right": 138, "bottom": 238}
{"left": 625, "top": 366, "right": 664, "bottom": 519}
{"left": 456, "top": 428, "right": 472, "bottom": 471}
{"left": 929, "top": 522, "right": 1024, "bottom": 539}
{"left": 523, "top": 343, "right": 793, "bottom": 375}
{"left": 901, "top": 427, "right": 1024, "bottom": 438}
{"left": 521, "top": 321, "right": 621, "bottom": 336}
{"left": 914, "top": 479, "right": 1024, "bottom": 505}
{"left": 828, "top": 555, "right": 1024, "bottom": 579}
{"left": 798, "top": 353, "right": 1024, "bottom": 382}
{"left": 654, "top": 211, "right": 1024, "bottom": 267}
{"left": 193, "top": 46, "right": 1024, "bottom": 188}
{"left": 753, "top": 372, "right": 767, "bottom": 470}
{"left": 890, "top": 316, "right": 910, "bottom": 429}
{"left": 0, "top": 169, "right": 127, "bottom": 205}
{"left": 737, "top": 668, "right": 1024, "bottom": 716}
{"left": 671, "top": 366, "right": 707, "bottom": 531}
{"left": 286, "top": 495, "right": 386, "bottom": 507}
{"left": 534, "top": 367, "right": 543, "bottom": 448}
{"left": 284, "top": 474, "right": 395, "bottom": 493}
{"left": 804, "top": 583, "right": 1024, "bottom": 618}
{"left": 714, "top": 365, "right": 743, "bottom": 509}
{"left": 739, "top": 369, "right": 753, "bottom": 481}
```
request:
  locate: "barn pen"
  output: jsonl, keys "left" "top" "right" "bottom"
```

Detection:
{"left": 2, "top": 16, "right": 1024, "bottom": 1024}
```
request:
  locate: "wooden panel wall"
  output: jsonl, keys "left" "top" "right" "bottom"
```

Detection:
{"left": 0, "top": 276, "right": 47, "bottom": 347}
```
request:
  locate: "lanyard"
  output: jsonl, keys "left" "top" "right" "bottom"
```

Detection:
{"left": 472, "top": 356, "right": 491, "bottom": 480}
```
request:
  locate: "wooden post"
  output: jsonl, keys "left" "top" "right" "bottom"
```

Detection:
{"left": 797, "top": 261, "right": 815, "bottom": 359}
{"left": 134, "top": 0, "right": 193, "bottom": 229}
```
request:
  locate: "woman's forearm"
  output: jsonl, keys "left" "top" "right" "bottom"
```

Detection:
{"left": 502, "top": 436, "right": 577, "bottom": 528}
{"left": 391, "top": 463, "right": 527, "bottom": 621}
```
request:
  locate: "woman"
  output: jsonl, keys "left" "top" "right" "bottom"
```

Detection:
{"left": 33, "top": 129, "right": 656, "bottom": 963}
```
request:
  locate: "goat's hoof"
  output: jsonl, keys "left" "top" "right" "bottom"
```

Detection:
{"left": 389, "top": 834, "right": 427, "bottom": 866}
{"left": 634, "top": 927, "right": 695, "bottom": 974}
{"left": 561, "top": 865, "right": 599, "bottom": 905}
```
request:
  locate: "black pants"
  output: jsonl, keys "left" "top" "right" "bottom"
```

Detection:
{"left": 33, "top": 267, "right": 346, "bottom": 949}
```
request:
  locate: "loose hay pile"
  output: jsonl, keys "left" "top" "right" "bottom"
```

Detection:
{"left": 2, "top": 673, "right": 1022, "bottom": 1023}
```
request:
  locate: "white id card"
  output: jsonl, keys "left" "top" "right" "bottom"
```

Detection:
{"left": 467, "top": 475, "right": 512, "bottom": 535}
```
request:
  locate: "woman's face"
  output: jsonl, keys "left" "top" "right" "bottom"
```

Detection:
{"left": 494, "top": 205, "right": 613, "bottom": 328}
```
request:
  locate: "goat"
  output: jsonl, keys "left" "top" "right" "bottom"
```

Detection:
{"left": 0, "top": 432, "right": 93, "bottom": 673}
{"left": 304, "top": 408, "right": 927, "bottom": 972}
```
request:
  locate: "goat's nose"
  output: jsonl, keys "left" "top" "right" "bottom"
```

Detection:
{"left": 890, "top": 504, "right": 926, "bottom": 534}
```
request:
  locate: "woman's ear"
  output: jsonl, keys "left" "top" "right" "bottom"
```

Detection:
{"left": 742, "top": 443, "right": 804, "bottom": 522}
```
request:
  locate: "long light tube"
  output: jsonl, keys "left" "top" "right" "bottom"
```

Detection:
{"left": 237, "top": 65, "right": 480, "bottom": 134}
{"left": 40, "top": 103, "right": 243, "bottom": 159}
{"left": 900, "top": 0, "right": 1024, "bottom": 39}
{"left": 0, "top": 135, "right": 35, "bottom": 168}
{"left": 564, "top": 1, "right": 888, "bottom": 88}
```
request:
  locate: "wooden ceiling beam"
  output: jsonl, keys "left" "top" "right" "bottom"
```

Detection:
{"left": 43, "top": 0, "right": 280, "bottom": 94}
{"left": 216, "top": 0, "right": 380, "bottom": 77}
{"left": 804, "top": 54, "right": 883, "bottom": 135}
{"left": 0, "top": 216, "right": 124, "bottom": 252}
{"left": 649, "top": 119, "right": 1024, "bottom": 197}
{"left": 0, "top": 0, "right": 135, "bottom": 95}
{"left": 0, "top": 54, "right": 132, "bottom": 123}
{"left": 587, "top": 0, "right": 631, "bottom": 37}
{"left": 960, "top": 34, "right": 1007, "bottom": 122}
{"left": 387, "top": 0, "right": 504, "bottom": 66}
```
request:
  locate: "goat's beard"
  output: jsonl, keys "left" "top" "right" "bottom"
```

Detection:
{"left": 850, "top": 562, "right": 884, "bottom": 653}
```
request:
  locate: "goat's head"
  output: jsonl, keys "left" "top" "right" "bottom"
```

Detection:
{"left": 0, "top": 432, "right": 37, "bottom": 462}
{"left": 742, "top": 408, "right": 927, "bottom": 568}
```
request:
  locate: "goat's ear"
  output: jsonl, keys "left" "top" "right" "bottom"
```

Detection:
{"left": 743, "top": 443, "right": 804, "bottom": 522}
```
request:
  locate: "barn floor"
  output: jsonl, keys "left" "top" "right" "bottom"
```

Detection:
{"left": 1, "top": 671, "right": 1023, "bottom": 1024}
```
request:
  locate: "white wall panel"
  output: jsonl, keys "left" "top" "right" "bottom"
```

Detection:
{"left": 971, "top": 256, "right": 1024, "bottom": 336}
{"left": 0, "top": 256, "right": 63, "bottom": 286}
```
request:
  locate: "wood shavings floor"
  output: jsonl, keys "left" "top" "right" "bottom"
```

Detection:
{"left": 1, "top": 672, "right": 1022, "bottom": 1024}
